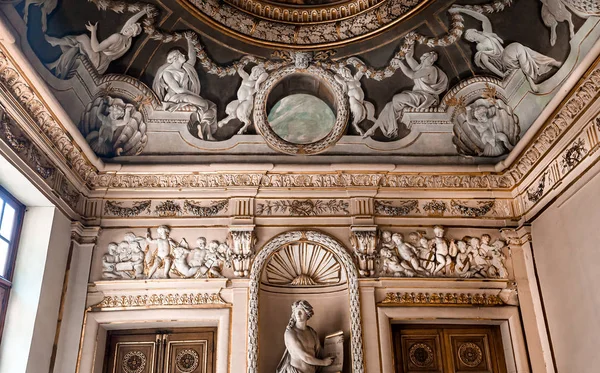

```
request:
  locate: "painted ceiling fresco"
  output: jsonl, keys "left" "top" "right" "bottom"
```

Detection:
{"left": 4, "top": 0, "right": 600, "bottom": 163}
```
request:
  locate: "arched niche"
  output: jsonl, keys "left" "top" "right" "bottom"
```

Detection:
{"left": 247, "top": 230, "right": 364, "bottom": 373}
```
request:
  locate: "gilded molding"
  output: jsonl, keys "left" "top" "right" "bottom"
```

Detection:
{"left": 91, "top": 292, "right": 228, "bottom": 309}
{"left": 380, "top": 292, "right": 505, "bottom": 306}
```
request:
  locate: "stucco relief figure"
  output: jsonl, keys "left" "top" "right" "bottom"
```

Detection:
{"left": 376, "top": 228, "right": 508, "bottom": 279}
{"left": 45, "top": 7, "right": 150, "bottom": 79}
{"left": 392, "top": 233, "right": 426, "bottom": 275}
{"left": 277, "top": 300, "right": 334, "bottom": 373}
{"left": 364, "top": 43, "right": 448, "bottom": 139}
{"left": 540, "top": 0, "right": 575, "bottom": 46}
{"left": 102, "top": 243, "right": 122, "bottom": 279}
{"left": 334, "top": 63, "right": 376, "bottom": 135}
{"left": 453, "top": 97, "right": 520, "bottom": 157}
{"left": 23, "top": 0, "right": 57, "bottom": 32}
{"left": 79, "top": 96, "right": 148, "bottom": 157}
{"left": 153, "top": 32, "right": 218, "bottom": 140}
{"left": 145, "top": 225, "right": 177, "bottom": 279}
{"left": 217, "top": 64, "right": 268, "bottom": 134}
{"left": 456, "top": 8, "right": 562, "bottom": 93}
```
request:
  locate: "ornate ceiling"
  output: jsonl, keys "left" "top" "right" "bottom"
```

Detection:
{"left": 0, "top": 0, "right": 595, "bottom": 164}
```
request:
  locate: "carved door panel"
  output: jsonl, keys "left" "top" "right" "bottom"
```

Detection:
{"left": 393, "top": 325, "right": 507, "bottom": 373}
{"left": 105, "top": 328, "right": 216, "bottom": 373}
{"left": 105, "top": 332, "right": 158, "bottom": 373}
{"left": 164, "top": 330, "right": 215, "bottom": 373}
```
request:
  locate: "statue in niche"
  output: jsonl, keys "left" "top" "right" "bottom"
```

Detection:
{"left": 152, "top": 32, "right": 218, "bottom": 141}
{"left": 540, "top": 0, "right": 575, "bottom": 46}
{"left": 145, "top": 225, "right": 177, "bottom": 279}
{"left": 23, "top": 0, "right": 57, "bottom": 32}
{"left": 453, "top": 97, "right": 520, "bottom": 157}
{"left": 79, "top": 96, "right": 148, "bottom": 157}
{"left": 456, "top": 8, "right": 562, "bottom": 93}
{"left": 217, "top": 64, "right": 268, "bottom": 134}
{"left": 277, "top": 300, "right": 334, "bottom": 373}
{"left": 364, "top": 43, "right": 448, "bottom": 139}
{"left": 45, "top": 7, "right": 151, "bottom": 79}
{"left": 334, "top": 62, "right": 376, "bottom": 135}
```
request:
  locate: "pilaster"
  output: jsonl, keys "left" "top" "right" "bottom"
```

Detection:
{"left": 501, "top": 226, "right": 555, "bottom": 373}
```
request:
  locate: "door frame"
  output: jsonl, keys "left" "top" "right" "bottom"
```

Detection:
{"left": 377, "top": 306, "right": 529, "bottom": 373}
{"left": 77, "top": 308, "right": 231, "bottom": 373}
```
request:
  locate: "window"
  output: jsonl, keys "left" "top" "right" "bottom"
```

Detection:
{"left": 0, "top": 186, "right": 25, "bottom": 342}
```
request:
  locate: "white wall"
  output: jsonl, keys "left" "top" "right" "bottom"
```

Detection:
{"left": 532, "top": 168, "right": 600, "bottom": 373}
{"left": 0, "top": 156, "right": 72, "bottom": 373}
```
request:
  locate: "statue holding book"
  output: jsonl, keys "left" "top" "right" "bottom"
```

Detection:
{"left": 277, "top": 300, "right": 343, "bottom": 373}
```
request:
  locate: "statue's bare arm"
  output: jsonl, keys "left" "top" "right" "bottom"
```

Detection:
{"left": 284, "top": 331, "right": 331, "bottom": 367}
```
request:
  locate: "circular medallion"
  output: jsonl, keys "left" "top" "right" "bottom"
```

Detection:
{"left": 176, "top": 349, "right": 200, "bottom": 372}
{"left": 254, "top": 67, "right": 349, "bottom": 155}
{"left": 268, "top": 94, "right": 336, "bottom": 144}
{"left": 408, "top": 343, "right": 434, "bottom": 367}
{"left": 458, "top": 342, "right": 483, "bottom": 367}
{"left": 122, "top": 351, "right": 146, "bottom": 373}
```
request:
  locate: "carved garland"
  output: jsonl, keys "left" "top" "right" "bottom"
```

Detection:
{"left": 247, "top": 231, "right": 364, "bottom": 373}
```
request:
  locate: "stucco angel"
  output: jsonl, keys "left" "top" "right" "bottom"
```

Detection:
{"left": 217, "top": 64, "right": 268, "bottom": 134}
{"left": 78, "top": 96, "right": 147, "bottom": 157}
{"left": 453, "top": 98, "right": 520, "bottom": 157}
{"left": 45, "top": 7, "right": 151, "bottom": 78}
{"left": 455, "top": 7, "right": 562, "bottom": 93}
{"left": 334, "top": 62, "right": 376, "bottom": 135}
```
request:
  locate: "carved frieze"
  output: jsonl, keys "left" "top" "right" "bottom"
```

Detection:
{"left": 91, "top": 292, "right": 227, "bottom": 309}
{"left": 102, "top": 227, "right": 230, "bottom": 280}
{"left": 380, "top": 292, "right": 504, "bottom": 306}
{"left": 102, "top": 199, "right": 228, "bottom": 218}
{"left": 256, "top": 199, "right": 349, "bottom": 216}
{"left": 378, "top": 227, "right": 508, "bottom": 279}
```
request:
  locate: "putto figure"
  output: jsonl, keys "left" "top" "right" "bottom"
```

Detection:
{"left": 45, "top": 7, "right": 150, "bottom": 79}
{"left": 145, "top": 225, "right": 177, "bottom": 279}
{"left": 277, "top": 300, "right": 334, "bottom": 373}
{"left": 334, "top": 62, "right": 376, "bottom": 135}
{"left": 456, "top": 7, "right": 562, "bottom": 92}
{"left": 217, "top": 64, "right": 268, "bottom": 134}
{"left": 364, "top": 42, "right": 448, "bottom": 139}
{"left": 153, "top": 32, "right": 218, "bottom": 140}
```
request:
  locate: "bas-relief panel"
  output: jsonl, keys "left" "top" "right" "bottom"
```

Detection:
{"left": 5, "top": 0, "right": 600, "bottom": 163}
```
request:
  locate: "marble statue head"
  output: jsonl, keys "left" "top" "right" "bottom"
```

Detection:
{"left": 391, "top": 233, "right": 404, "bottom": 244}
{"left": 288, "top": 300, "right": 314, "bottom": 329}
{"left": 196, "top": 237, "right": 207, "bottom": 249}
{"left": 464, "top": 29, "right": 481, "bottom": 43}
{"left": 433, "top": 225, "right": 445, "bottom": 238}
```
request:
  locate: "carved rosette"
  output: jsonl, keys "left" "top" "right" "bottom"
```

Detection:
{"left": 227, "top": 228, "right": 257, "bottom": 277}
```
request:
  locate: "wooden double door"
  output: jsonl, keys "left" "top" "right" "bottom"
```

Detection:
{"left": 393, "top": 325, "right": 507, "bottom": 373}
{"left": 104, "top": 328, "right": 216, "bottom": 373}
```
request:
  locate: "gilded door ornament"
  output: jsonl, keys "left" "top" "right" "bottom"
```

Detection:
{"left": 122, "top": 351, "right": 147, "bottom": 373}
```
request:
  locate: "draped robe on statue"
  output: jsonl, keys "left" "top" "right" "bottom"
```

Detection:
{"left": 374, "top": 67, "right": 448, "bottom": 138}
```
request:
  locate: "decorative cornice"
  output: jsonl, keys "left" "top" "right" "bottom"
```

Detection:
{"left": 380, "top": 292, "right": 505, "bottom": 306}
{"left": 0, "top": 48, "right": 98, "bottom": 185}
{"left": 90, "top": 292, "right": 228, "bottom": 309}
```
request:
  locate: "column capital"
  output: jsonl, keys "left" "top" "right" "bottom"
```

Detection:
{"left": 70, "top": 222, "right": 100, "bottom": 245}
{"left": 500, "top": 225, "right": 532, "bottom": 247}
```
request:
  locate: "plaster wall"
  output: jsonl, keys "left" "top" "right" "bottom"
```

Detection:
{"left": 532, "top": 167, "right": 600, "bottom": 373}
{"left": 0, "top": 207, "right": 71, "bottom": 373}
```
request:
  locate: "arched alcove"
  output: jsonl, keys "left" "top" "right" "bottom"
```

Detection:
{"left": 247, "top": 231, "right": 364, "bottom": 373}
